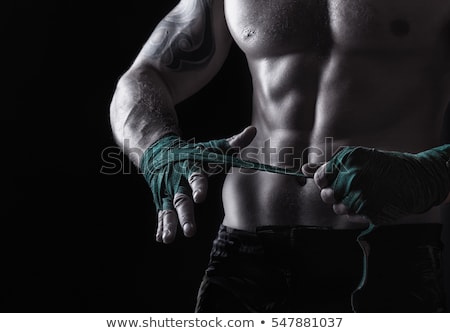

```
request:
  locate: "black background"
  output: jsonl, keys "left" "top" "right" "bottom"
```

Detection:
{"left": 7, "top": 0, "right": 450, "bottom": 313}
{"left": 9, "top": 0, "right": 251, "bottom": 312}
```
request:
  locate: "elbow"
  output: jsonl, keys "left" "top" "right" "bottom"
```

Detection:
{"left": 109, "top": 65, "right": 158, "bottom": 125}
{"left": 109, "top": 72, "right": 134, "bottom": 146}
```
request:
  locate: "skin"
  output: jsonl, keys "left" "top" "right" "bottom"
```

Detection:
{"left": 110, "top": 0, "right": 450, "bottom": 243}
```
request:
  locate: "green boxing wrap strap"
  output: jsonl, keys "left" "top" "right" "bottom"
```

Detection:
{"left": 342, "top": 145, "right": 450, "bottom": 311}
{"left": 141, "top": 135, "right": 308, "bottom": 211}
{"left": 325, "top": 144, "right": 450, "bottom": 225}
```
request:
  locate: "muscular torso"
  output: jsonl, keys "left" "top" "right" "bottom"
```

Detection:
{"left": 221, "top": 0, "right": 450, "bottom": 230}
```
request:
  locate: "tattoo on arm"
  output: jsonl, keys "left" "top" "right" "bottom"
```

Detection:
{"left": 149, "top": 0, "right": 215, "bottom": 71}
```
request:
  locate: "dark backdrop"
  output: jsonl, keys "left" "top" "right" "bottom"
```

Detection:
{"left": 9, "top": 0, "right": 251, "bottom": 312}
{"left": 7, "top": 0, "right": 450, "bottom": 313}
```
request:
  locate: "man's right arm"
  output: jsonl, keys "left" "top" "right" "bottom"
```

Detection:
{"left": 110, "top": 0, "right": 232, "bottom": 166}
{"left": 110, "top": 0, "right": 235, "bottom": 243}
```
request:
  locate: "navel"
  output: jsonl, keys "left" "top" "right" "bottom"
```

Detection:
{"left": 390, "top": 19, "right": 410, "bottom": 37}
{"left": 242, "top": 28, "right": 256, "bottom": 40}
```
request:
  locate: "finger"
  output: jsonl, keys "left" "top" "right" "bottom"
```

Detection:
{"left": 313, "top": 163, "right": 330, "bottom": 189}
{"left": 333, "top": 203, "right": 349, "bottom": 215}
{"left": 161, "top": 209, "right": 178, "bottom": 244}
{"left": 321, "top": 188, "right": 336, "bottom": 204}
{"left": 227, "top": 126, "right": 257, "bottom": 149}
{"left": 173, "top": 192, "right": 197, "bottom": 238}
{"left": 188, "top": 172, "right": 208, "bottom": 203}
{"left": 156, "top": 211, "right": 164, "bottom": 242}
{"left": 301, "top": 163, "right": 324, "bottom": 178}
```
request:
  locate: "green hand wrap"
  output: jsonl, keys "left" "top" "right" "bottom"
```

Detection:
{"left": 326, "top": 144, "right": 450, "bottom": 224}
{"left": 140, "top": 135, "right": 230, "bottom": 211}
{"left": 141, "top": 135, "right": 308, "bottom": 211}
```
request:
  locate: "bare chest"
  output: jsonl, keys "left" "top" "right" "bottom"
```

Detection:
{"left": 224, "top": 0, "right": 450, "bottom": 56}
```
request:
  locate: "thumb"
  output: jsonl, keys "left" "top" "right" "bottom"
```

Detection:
{"left": 227, "top": 126, "right": 257, "bottom": 149}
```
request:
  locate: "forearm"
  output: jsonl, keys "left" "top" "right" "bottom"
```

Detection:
{"left": 110, "top": 0, "right": 233, "bottom": 168}
{"left": 110, "top": 66, "right": 180, "bottom": 166}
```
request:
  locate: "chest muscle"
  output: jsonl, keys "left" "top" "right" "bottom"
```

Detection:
{"left": 224, "top": 0, "right": 450, "bottom": 56}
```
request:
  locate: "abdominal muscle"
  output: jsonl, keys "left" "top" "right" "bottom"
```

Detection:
{"left": 221, "top": 144, "right": 442, "bottom": 232}
{"left": 221, "top": 52, "right": 448, "bottom": 232}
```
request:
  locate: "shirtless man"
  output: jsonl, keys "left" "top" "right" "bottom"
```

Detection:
{"left": 110, "top": 0, "right": 450, "bottom": 312}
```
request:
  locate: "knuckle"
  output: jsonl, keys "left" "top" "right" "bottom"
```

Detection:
{"left": 173, "top": 193, "right": 191, "bottom": 208}
{"left": 315, "top": 171, "right": 327, "bottom": 188}
{"left": 320, "top": 189, "right": 328, "bottom": 201}
{"left": 333, "top": 203, "right": 349, "bottom": 215}
{"left": 161, "top": 209, "right": 176, "bottom": 220}
{"left": 333, "top": 205, "right": 341, "bottom": 214}
{"left": 227, "top": 136, "right": 236, "bottom": 144}
{"left": 320, "top": 189, "right": 334, "bottom": 203}
{"left": 188, "top": 172, "right": 205, "bottom": 185}
{"left": 333, "top": 206, "right": 340, "bottom": 214}
{"left": 178, "top": 214, "right": 191, "bottom": 225}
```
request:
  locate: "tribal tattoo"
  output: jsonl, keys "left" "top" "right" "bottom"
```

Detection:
{"left": 149, "top": 0, "right": 215, "bottom": 71}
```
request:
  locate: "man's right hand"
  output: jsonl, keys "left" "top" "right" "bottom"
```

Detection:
{"left": 143, "top": 126, "right": 257, "bottom": 244}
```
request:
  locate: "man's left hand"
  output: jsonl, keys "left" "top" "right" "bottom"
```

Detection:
{"left": 302, "top": 146, "right": 450, "bottom": 224}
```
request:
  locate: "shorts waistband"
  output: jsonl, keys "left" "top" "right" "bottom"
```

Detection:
{"left": 219, "top": 223, "right": 442, "bottom": 246}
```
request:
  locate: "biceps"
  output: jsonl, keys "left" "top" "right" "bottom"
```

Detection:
{"left": 146, "top": 0, "right": 216, "bottom": 71}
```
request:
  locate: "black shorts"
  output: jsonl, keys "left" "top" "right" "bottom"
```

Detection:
{"left": 195, "top": 223, "right": 445, "bottom": 313}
